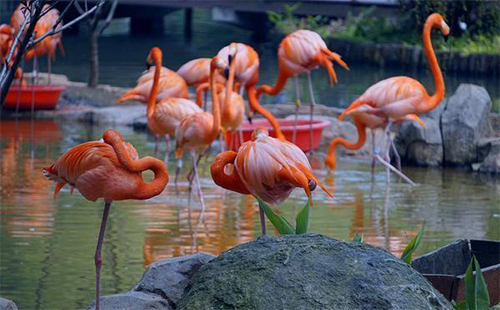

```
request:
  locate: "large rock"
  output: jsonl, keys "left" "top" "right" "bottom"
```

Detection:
{"left": 134, "top": 252, "right": 215, "bottom": 308}
{"left": 441, "top": 84, "right": 493, "bottom": 165}
{"left": 87, "top": 252, "right": 215, "bottom": 310}
{"left": 0, "top": 297, "right": 18, "bottom": 310}
{"left": 178, "top": 234, "right": 452, "bottom": 310}
{"left": 475, "top": 138, "right": 500, "bottom": 173}
{"left": 396, "top": 100, "right": 446, "bottom": 166}
{"left": 86, "top": 291, "right": 169, "bottom": 310}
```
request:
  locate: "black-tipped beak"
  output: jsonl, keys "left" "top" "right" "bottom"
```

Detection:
{"left": 228, "top": 54, "right": 233, "bottom": 65}
{"left": 224, "top": 67, "right": 230, "bottom": 79}
{"left": 247, "top": 116, "right": 252, "bottom": 124}
{"left": 146, "top": 62, "right": 151, "bottom": 70}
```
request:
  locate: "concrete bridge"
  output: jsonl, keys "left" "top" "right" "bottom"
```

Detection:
{"left": 1, "top": 0, "right": 399, "bottom": 37}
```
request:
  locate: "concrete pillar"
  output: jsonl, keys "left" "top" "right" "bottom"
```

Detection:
{"left": 184, "top": 8, "right": 192, "bottom": 40}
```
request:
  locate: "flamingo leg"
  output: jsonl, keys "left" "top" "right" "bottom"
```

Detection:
{"left": 192, "top": 152, "right": 206, "bottom": 211}
{"left": 164, "top": 135, "right": 171, "bottom": 163}
{"left": 259, "top": 205, "right": 267, "bottom": 236}
{"left": 390, "top": 138, "right": 402, "bottom": 172}
{"left": 187, "top": 147, "right": 209, "bottom": 184}
{"left": 174, "top": 158, "right": 182, "bottom": 186}
{"left": 203, "top": 89, "right": 208, "bottom": 112}
{"left": 383, "top": 122, "right": 394, "bottom": 184}
{"left": 371, "top": 130, "right": 376, "bottom": 179}
{"left": 47, "top": 55, "right": 51, "bottom": 85}
{"left": 374, "top": 154, "right": 415, "bottom": 186}
{"left": 94, "top": 201, "right": 111, "bottom": 310}
{"left": 154, "top": 134, "right": 160, "bottom": 157}
{"left": 238, "top": 128, "right": 244, "bottom": 146}
{"left": 307, "top": 71, "right": 316, "bottom": 155}
{"left": 292, "top": 75, "right": 301, "bottom": 144}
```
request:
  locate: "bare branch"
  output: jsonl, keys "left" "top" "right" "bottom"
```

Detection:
{"left": 51, "top": 0, "right": 77, "bottom": 32}
{"left": 74, "top": 0, "right": 85, "bottom": 15}
{"left": 28, "top": 0, "right": 105, "bottom": 48}
{"left": 99, "top": 0, "right": 118, "bottom": 36}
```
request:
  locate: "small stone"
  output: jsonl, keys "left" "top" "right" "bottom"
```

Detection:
{"left": 86, "top": 291, "right": 169, "bottom": 310}
{"left": 0, "top": 297, "right": 19, "bottom": 310}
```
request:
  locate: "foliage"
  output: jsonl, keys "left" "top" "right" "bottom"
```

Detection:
{"left": 266, "top": 1, "right": 500, "bottom": 55}
{"left": 256, "top": 197, "right": 311, "bottom": 235}
{"left": 400, "top": 223, "right": 425, "bottom": 265}
{"left": 352, "top": 232, "right": 364, "bottom": 243}
{"left": 452, "top": 256, "right": 493, "bottom": 310}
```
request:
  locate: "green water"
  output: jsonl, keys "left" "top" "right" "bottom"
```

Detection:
{"left": 0, "top": 119, "right": 499, "bottom": 309}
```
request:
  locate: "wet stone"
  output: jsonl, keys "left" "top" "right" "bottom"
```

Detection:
{"left": 0, "top": 297, "right": 18, "bottom": 310}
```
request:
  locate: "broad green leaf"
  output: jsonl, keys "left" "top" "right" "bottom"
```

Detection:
{"left": 464, "top": 257, "right": 476, "bottom": 310}
{"left": 451, "top": 300, "right": 469, "bottom": 310}
{"left": 401, "top": 223, "right": 425, "bottom": 265}
{"left": 256, "top": 197, "right": 295, "bottom": 235}
{"left": 295, "top": 200, "right": 310, "bottom": 234}
{"left": 473, "top": 256, "right": 490, "bottom": 309}
{"left": 352, "top": 232, "right": 364, "bottom": 243}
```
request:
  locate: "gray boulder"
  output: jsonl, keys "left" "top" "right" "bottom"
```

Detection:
{"left": 178, "top": 234, "right": 452, "bottom": 310}
{"left": 86, "top": 291, "right": 169, "bottom": 310}
{"left": 134, "top": 252, "right": 215, "bottom": 308}
{"left": 87, "top": 252, "right": 215, "bottom": 310}
{"left": 0, "top": 297, "right": 18, "bottom": 310}
{"left": 475, "top": 138, "right": 500, "bottom": 173}
{"left": 441, "top": 84, "right": 493, "bottom": 165}
{"left": 396, "top": 100, "right": 446, "bottom": 166}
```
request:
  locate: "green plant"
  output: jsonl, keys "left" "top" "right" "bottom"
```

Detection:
{"left": 401, "top": 223, "right": 425, "bottom": 265}
{"left": 352, "top": 232, "right": 364, "bottom": 243}
{"left": 256, "top": 197, "right": 310, "bottom": 235}
{"left": 452, "top": 256, "right": 494, "bottom": 310}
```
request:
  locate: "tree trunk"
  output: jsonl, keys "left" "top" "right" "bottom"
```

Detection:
{"left": 88, "top": 30, "right": 99, "bottom": 88}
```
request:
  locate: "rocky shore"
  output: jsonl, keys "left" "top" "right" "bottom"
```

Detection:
{"left": 3, "top": 75, "right": 499, "bottom": 173}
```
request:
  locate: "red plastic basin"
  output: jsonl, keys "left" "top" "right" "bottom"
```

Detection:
{"left": 225, "top": 119, "right": 331, "bottom": 152}
{"left": 3, "top": 85, "right": 66, "bottom": 110}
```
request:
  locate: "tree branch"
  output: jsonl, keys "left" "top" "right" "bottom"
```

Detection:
{"left": 99, "top": 0, "right": 118, "bottom": 36}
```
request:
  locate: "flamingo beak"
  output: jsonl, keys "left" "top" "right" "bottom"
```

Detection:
{"left": 224, "top": 67, "right": 230, "bottom": 79}
{"left": 146, "top": 62, "right": 151, "bottom": 70}
{"left": 247, "top": 116, "right": 253, "bottom": 124}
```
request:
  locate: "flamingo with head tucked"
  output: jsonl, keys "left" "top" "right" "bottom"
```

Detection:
{"left": 211, "top": 127, "right": 332, "bottom": 234}
{"left": 217, "top": 42, "right": 286, "bottom": 140}
{"left": 338, "top": 13, "right": 449, "bottom": 183}
{"left": 43, "top": 130, "right": 168, "bottom": 310}
{"left": 257, "top": 30, "right": 349, "bottom": 149}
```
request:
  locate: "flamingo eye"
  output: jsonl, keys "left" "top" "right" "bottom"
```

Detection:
{"left": 224, "top": 164, "right": 235, "bottom": 175}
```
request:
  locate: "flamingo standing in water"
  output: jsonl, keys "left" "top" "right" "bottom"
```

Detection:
{"left": 118, "top": 65, "right": 188, "bottom": 104}
{"left": 326, "top": 111, "right": 426, "bottom": 185}
{"left": 338, "top": 13, "right": 449, "bottom": 183}
{"left": 174, "top": 56, "right": 226, "bottom": 208}
{"left": 257, "top": 30, "right": 349, "bottom": 149}
{"left": 43, "top": 130, "right": 168, "bottom": 310}
{"left": 138, "top": 47, "right": 202, "bottom": 155}
{"left": 211, "top": 127, "right": 332, "bottom": 234}
{"left": 217, "top": 42, "right": 286, "bottom": 140}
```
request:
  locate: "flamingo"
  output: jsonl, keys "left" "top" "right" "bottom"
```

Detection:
{"left": 118, "top": 65, "right": 188, "bottom": 104}
{"left": 177, "top": 57, "right": 227, "bottom": 108}
{"left": 43, "top": 130, "right": 168, "bottom": 310}
{"left": 211, "top": 127, "right": 332, "bottom": 234}
{"left": 338, "top": 13, "right": 449, "bottom": 182}
{"left": 325, "top": 111, "right": 426, "bottom": 185}
{"left": 217, "top": 42, "right": 286, "bottom": 140}
{"left": 257, "top": 29, "right": 349, "bottom": 149}
{"left": 139, "top": 47, "right": 202, "bottom": 155}
{"left": 174, "top": 56, "right": 226, "bottom": 208}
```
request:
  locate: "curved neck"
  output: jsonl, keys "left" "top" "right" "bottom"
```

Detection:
{"left": 224, "top": 52, "right": 237, "bottom": 115}
{"left": 209, "top": 64, "right": 221, "bottom": 141}
{"left": 326, "top": 119, "right": 366, "bottom": 168}
{"left": 103, "top": 131, "right": 169, "bottom": 199}
{"left": 422, "top": 21, "right": 445, "bottom": 111}
{"left": 247, "top": 86, "right": 286, "bottom": 141}
{"left": 256, "top": 63, "right": 290, "bottom": 98}
{"left": 210, "top": 151, "right": 251, "bottom": 195}
{"left": 146, "top": 51, "right": 162, "bottom": 118}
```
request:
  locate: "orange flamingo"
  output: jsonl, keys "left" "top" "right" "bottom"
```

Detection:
{"left": 118, "top": 65, "right": 188, "bottom": 104}
{"left": 326, "top": 111, "right": 426, "bottom": 184}
{"left": 257, "top": 29, "right": 349, "bottom": 149}
{"left": 211, "top": 127, "right": 332, "bottom": 234}
{"left": 174, "top": 56, "right": 226, "bottom": 207}
{"left": 338, "top": 13, "right": 449, "bottom": 182}
{"left": 43, "top": 130, "right": 168, "bottom": 310}
{"left": 217, "top": 42, "right": 286, "bottom": 140}
{"left": 141, "top": 47, "right": 202, "bottom": 154}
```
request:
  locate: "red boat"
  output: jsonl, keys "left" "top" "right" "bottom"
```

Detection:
{"left": 225, "top": 119, "right": 331, "bottom": 152}
{"left": 3, "top": 85, "right": 66, "bottom": 110}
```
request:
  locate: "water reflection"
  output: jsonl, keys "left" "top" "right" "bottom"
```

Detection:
{"left": 0, "top": 120, "right": 498, "bottom": 310}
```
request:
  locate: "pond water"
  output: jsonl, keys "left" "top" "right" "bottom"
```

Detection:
{"left": 1, "top": 8, "right": 499, "bottom": 310}
{"left": 0, "top": 119, "right": 499, "bottom": 310}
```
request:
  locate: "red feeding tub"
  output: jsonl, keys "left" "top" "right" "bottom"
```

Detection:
{"left": 3, "top": 85, "right": 66, "bottom": 110}
{"left": 225, "top": 119, "right": 331, "bottom": 152}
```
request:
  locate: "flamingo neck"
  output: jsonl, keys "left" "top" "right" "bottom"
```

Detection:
{"left": 326, "top": 119, "right": 366, "bottom": 169}
{"left": 422, "top": 20, "right": 445, "bottom": 113}
{"left": 210, "top": 151, "right": 251, "bottom": 195}
{"left": 209, "top": 65, "right": 221, "bottom": 141}
{"left": 247, "top": 86, "right": 286, "bottom": 140}
{"left": 147, "top": 51, "right": 162, "bottom": 119}
{"left": 224, "top": 51, "right": 237, "bottom": 117}
{"left": 256, "top": 62, "right": 290, "bottom": 97}
{"left": 103, "top": 131, "right": 168, "bottom": 200}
